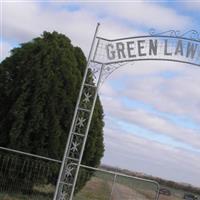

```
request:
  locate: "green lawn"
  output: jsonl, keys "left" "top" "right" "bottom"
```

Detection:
{"left": 74, "top": 177, "right": 112, "bottom": 200}
{"left": 0, "top": 193, "right": 51, "bottom": 200}
{"left": 0, "top": 184, "right": 54, "bottom": 200}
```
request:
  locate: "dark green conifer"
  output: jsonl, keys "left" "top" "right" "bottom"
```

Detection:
{"left": 0, "top": 31, "right": 104, "bottom": 192}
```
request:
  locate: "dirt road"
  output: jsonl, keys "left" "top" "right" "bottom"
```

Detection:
{"left": 111, "top": 183, "right": 151, "bottom": 200}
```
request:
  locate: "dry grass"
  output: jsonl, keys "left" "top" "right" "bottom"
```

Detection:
{"left": 0, "top": 184, "right": 54, "bottom": 200}
{"left": 74, "top": 177, "right": 112, "bottom": 200}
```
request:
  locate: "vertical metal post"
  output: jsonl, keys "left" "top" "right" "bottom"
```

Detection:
{"left": 69, "top": 63, "right": 104, "bottom": 199}
{"left": 109, "top": 174, "right": 117, "bottom": 200}
{"left": 155, "top": 184, "right": 160, "bottom": 200}
{"left": 53, "top": 23, "right": 101, "bottom": 200}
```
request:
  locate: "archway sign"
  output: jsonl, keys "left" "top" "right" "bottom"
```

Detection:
{"left": 53, "top": 23, "right": 200, "bottom": 200}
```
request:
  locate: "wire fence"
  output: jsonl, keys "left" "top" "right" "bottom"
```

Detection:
{"left": 74, "top": 165, "right": 160, "bottom": 200}
{"left": 0, "top": 147, "right": 159, "bottom": 200}
{"left": 0, "top": 147, "right": 60, "bottom": 200}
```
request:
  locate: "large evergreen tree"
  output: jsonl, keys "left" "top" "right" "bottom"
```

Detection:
{"left": 0, "top": 31, "right": 104, "bottom": 169}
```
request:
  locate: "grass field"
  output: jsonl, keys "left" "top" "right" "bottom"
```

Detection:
{"left": 74, "top": 177, "right": 112, "bottom": 200}
{"left": 0, "top": 184, "right": 54, "bottom": 200}
{"left": 74, "top": 173, "right": 158, "bottom": 200}
{"left": 0, "top": 175, "right": 199, "bottom": 200}
{"left": 0, "top": 177, "right": 111, "bottom": 200}
{"left": 0, "top": 193, "right": 51, "bottom": 200}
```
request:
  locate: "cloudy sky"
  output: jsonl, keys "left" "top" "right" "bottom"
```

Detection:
{"left": 1, "top": 1, "right": 200, "bottom": 187}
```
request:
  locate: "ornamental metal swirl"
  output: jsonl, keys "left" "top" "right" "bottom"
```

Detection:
{"left": 149, "top": 29, "right": 200, "bottom": 41}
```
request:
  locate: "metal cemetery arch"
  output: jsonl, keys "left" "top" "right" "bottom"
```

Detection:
{"left": 54, "top": 24, "right": 200, "bottom": 200}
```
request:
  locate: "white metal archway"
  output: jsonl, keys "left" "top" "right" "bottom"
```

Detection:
{"left": 54, "top": 23, "right": 200, "bottom": 200}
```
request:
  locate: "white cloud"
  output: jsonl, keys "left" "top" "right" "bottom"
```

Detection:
{"left": 80, "top": 1, "right": 193, "bottom": 30}
{"left": 2, "top": 1, "right": 96, "bottom": 54}
{"left": 101, "top": 90, "right": 200, "bottom": 150}
{"left": 183, "top": 1, "right": 200, "bottom": 11}
{"left": 123, "top": 65, "right": 200, "bottom": 123}
{"left": 102, "top": 127, "right": 200, "bottom": 186}
{"left": 99, "top": 62, "right": 200, "bottom": 150}
{"left": 1, "top": 41, "right": 12, "bottom": 61}
{"left": 99, "top": 61, "right": 200, "bottom": 123}
{"left": 2, "top": 1, "right": 196, "bottom": 61}
{"left": 2, "top": 1, "right": 142, "bottom": 60}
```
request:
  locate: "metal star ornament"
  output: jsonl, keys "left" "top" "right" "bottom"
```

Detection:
{"left": 65, "top": 165, "right": 74, "bottom": 178}
{"left": 76, "top": 117, "right": 86, "bottom": 127}
{"left": 83, "top": 92, "right": 92, "bottom": 104}
{"left": 70, "top": 141, "right": 79, "bottom": 152}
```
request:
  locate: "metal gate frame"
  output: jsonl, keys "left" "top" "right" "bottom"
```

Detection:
{"left": 0, "top": 146, "right": 160, "bottom": 200}
{"left": 53, "top": 23, "right": 103, "bottom": 200}
{"left": 53, "top": 24, "right": 200, "bottom": 200}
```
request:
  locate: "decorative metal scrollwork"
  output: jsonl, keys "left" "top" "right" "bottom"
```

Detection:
{"left": 180, "top": 30, "right": 200, "bottom": 40}
{"left": 149, "top": 29, "right": 200, "bottom": 41}
{"left": 88, "top": 62, "right": 129, "bottom": 86}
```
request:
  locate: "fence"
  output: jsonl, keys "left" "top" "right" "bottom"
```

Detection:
{"left": 0, "top": 147, "right": 159, "bottom": 200}
{"left": 0, "top": 147, "right": 61, "bottom": 200}
{"left": 74, "top": 165, "right": 159, "bottom": 200}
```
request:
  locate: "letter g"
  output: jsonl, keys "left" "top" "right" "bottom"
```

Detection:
{"left": 106, "top": 44, "right": 115, "bottom": 60}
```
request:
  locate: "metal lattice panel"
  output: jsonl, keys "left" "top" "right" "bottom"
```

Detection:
{"left": 54, "top": 59, "right": 104, "bottom": 200}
